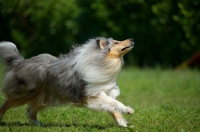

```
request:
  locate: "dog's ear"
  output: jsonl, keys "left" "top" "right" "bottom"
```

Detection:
{"left": 96, "top": 39, "right": 107, "bottom": 50}
{"left": 96, "top": 39, "right": 102, "bottom": 49}
{"left": 96, "top": 39, "right": 100, "bottom": 44}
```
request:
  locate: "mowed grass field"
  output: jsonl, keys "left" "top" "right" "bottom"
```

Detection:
{"left": 0, "top": 65, "right": 199, "bottom": 132}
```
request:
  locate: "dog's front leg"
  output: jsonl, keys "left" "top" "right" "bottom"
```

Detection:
{"left": 110, "top": 111, "right": 128, "bottom": 127}
{"left": 107, "top": 87, "right": 129, "bottom": 127}
{"left": 86, "top": 92, "right": 134, "bottom": 127}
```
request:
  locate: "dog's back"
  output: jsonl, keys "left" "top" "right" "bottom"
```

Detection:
{"left": 0, "top": 42, "right": 57, "bottom": 101}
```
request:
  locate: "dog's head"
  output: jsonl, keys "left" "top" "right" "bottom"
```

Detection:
{"left": 96, "top": 38, "right": 134, "bottom": 58}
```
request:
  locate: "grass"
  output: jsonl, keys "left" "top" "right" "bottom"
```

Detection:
{"left": 0, "top": 65, "right": 199, "bottom": 131}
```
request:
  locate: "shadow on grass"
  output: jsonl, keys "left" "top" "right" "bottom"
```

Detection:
{"left": 0, "top": 121, "right": 115, "bottom": 130}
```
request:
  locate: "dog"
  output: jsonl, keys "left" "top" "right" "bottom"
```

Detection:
{"left": 0, "top": 37, "right": 134, "bottom": 127}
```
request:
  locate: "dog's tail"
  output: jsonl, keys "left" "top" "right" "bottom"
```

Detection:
{"left": 0, "top": 41, "right": 24, "bottom": 69}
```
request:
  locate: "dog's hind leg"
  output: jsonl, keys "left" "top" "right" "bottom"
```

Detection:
{"left": 0, "top": 99, "right": 12, "bottom": 121}
{"left": 27, "top": 102, "right": 46, "bottom": 126}
{"left": 0, "top": 99, "right": 24, "bottom": 121}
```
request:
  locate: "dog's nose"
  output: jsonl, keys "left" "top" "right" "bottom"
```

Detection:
{"left": 129, "top": 38, "right": 134, "bottom": 42}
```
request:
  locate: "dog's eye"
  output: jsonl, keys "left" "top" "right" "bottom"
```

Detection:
{"left": 114, "top": 42, "right": 119, "bottom": 44}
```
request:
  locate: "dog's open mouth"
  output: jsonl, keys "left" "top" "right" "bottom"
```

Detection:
{"left": 121, "top": 44, "right": 134, "bottom": 51}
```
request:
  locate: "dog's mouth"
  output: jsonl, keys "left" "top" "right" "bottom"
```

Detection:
{"left": 121, "top": 44, "right": 134, "bottom": 51}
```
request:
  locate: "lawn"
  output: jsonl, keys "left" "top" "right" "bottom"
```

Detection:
{"left": 0, "top": 66, "right": 199, "bottom": 132}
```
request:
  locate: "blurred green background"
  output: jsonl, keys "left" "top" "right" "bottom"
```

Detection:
{"left": 0, "top": 0, "right": 199, "bottom": 68}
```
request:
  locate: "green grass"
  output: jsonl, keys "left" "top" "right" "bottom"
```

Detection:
{"left": 0, "top": 66, "right": 200, "bottom": 132}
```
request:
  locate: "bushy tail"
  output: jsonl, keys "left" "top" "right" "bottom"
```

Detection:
{"left": 0, "top": 41, "right": 24, "bottom": 69}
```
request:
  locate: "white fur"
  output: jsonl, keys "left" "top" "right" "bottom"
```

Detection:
{"left": 107, "top": 86, "right": 120, "bottom": 99}
{"left": 73, "top": 41, "right": 123, "bottom": 96}
{"left": 87, "top": 92, "right": 134, "bottom": 114}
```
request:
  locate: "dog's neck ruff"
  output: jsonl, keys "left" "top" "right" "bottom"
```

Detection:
{"left": 73, "top": 44, "right": 123, "bottom": 96}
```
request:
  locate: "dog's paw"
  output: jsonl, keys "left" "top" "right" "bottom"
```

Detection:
{"left": 29, "top": 119, "right": 41, "bottom": 126}
{"left": 126, "top": 107, "right": 134, "bottom": 114}
{"left": 116, "top": 118, "right": 128, "bottom": 127}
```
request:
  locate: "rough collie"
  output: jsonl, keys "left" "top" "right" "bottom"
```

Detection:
{"left": 0, "top": 37, "right": 134, "bottom": 127}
